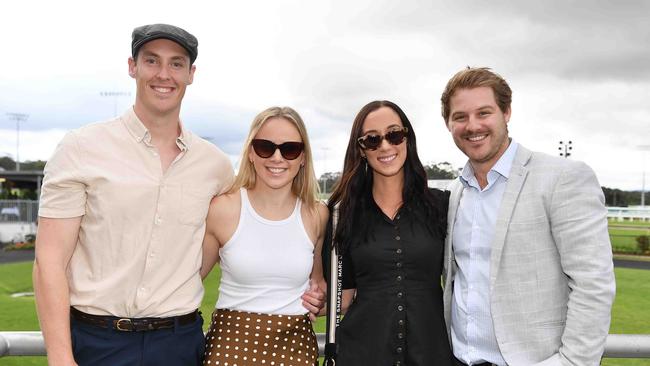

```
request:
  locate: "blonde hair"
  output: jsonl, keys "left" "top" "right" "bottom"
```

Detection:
{"left": 229, "top": 106, "right": 320, "bottom": 210}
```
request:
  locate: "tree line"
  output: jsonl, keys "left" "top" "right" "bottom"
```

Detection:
{"left": 317, "top": 162, "right": 458, "bottom": 194}
{"left": 0, "top": 157, "right": 644, "bottom": 206}
{"left": 318, "top": 162, "right": 646, "bottom": 207}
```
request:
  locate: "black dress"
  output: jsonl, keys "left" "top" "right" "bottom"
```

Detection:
{"left": 332, "top": 190, "right": 453, "bottom": 366}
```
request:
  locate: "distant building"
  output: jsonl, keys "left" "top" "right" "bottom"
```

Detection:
{"left": 428, "top": 179, "right": 454, "bottom": 190}
{"left": 0, "top": 170, "right": 44, "bottom": 198}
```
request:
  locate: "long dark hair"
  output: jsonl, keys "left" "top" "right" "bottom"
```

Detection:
{"left": 328, "top": 100, "right": 446, "bottom": 253}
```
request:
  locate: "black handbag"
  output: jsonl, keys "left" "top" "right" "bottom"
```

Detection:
{"left": 323, "top": 207, "right": 341, "bottom": 366}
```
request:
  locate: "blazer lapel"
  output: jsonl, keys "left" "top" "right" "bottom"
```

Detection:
{"left": 443, "top": 178, "right": 463, "bottom": 336}
{"left": 445, "top": 178, "right": 463, "bottom": 279}
{"left": 489, "top": 146, "right": 532, "bottom": 288}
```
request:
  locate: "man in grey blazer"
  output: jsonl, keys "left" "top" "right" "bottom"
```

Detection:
{"left": 440, "top": 67, "right": 615, "bottom": 366}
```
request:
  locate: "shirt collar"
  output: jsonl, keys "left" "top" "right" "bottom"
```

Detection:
{"left": 122, "top": 107, "right": 192, "bottom": 150}
{"left": 459, "top": 139, "right": 519, "bottom": 188}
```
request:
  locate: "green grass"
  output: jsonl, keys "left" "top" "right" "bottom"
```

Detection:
{"left": 609, "top": 219, "right": 650, "bottom": 228}
{"left": 0, "top": 261, "right": 646, "bottom": 365}
{"left": 602, "top": 267, "right": 650, "bottom": 366}
{"left": 0, "top": 261, "right": 325, "bottom": 365}
{"left": 609, "top": 226, "right": 649, "bottom": 254}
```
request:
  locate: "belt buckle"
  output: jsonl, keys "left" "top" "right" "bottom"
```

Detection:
{"left": 115, "top": 318, "right": 133, "bottom": 331}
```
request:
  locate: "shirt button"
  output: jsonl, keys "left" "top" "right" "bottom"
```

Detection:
{"left": 396, "top": 248, "right": 402, "bottom": 254}
{"left": 398, "top": 319, "right": 404, "bottom": 326}
{"left": 396, "top": 275, "right": 402, "bottom": 282}
{"left": 397, "top": 305, "right": 404, "bottom": 311}
{"left": 395, "top": 236, "right": 401, "bottom": 241}
{"left": 397, "top": 292, "right": 403, "bottom": 298}
{"left": 396, "top": 215, "right": 400, "bottom": 220}
{"left": 396, "top": 347, "right": 403, "bottom": 354}
{"left": 397, "top": 333, "right": 404, "bottom": 339}
{"left": 396, "top": 262, "right": 403, "bottom": 268}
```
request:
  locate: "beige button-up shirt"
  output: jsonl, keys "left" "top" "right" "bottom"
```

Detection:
{"left": 39, "top": 108, "right": 234, "bottom": 317}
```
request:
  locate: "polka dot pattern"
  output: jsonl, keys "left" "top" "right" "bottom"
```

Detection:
{"left": 203, "top": 309, "right": 318, "bottom": 366}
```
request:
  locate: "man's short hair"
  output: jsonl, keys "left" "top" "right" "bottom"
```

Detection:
{"left": 441, "top": 67, "right": 512, "bottom": 123}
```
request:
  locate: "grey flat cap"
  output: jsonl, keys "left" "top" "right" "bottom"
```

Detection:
{"left": 132, "top": 23, "right": 198, "bottom": 64}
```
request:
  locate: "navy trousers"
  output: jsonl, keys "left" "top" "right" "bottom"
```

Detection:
{"left": 71, "top": 314, "right": 205, "bottom": 366}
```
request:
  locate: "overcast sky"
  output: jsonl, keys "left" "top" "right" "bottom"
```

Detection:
{"left": 2, "top": 0, "right": 649, "bottom": 190}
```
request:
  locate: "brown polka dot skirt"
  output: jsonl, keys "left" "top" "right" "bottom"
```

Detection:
{"left": 203, "top": 308, "right": 318, "bottom": 366}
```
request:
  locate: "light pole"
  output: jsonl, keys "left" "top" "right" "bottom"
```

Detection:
{"left": 321, "top": 147, "right": 330, "bottom": 194}
{"left": 100, "top": 91, "right": 131, "bottom": 117}
{"left": 558, "top": 140, "right": 573, "bottom": 158}
{"left": 639, "top": 145, "right": 650, "bottom": 207}
{"left": 6, "top": 113, "right": 28, "bottom": 171}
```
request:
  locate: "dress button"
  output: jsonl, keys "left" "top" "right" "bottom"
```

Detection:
{"left": 397, "top": 305, "right": 404, "bottom": 311}
{"left": 396, "top": 262, "right": 403, "bottom": 268}
{"left": 396, "top": 248, "right": 402, "bottom": 254}
{"left": 396, "top": 275, "right": 402, "bottom": 282}
{"left": 396, "top": 347, "right": 403, "bottom": 354}
{"left": 397, "top": 333, "right": 404, "bottom": 339}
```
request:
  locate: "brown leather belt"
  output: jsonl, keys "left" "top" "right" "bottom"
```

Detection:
{"left": 70, "top": 307, "right": 199, "bottom": 332}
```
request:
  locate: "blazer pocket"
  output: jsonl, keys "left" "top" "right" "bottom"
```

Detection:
{"left": 533, "top": 319, "right": 566, "bottom": 329}
{"left": 508, "top": 214, "right": 548, "bottom": 226}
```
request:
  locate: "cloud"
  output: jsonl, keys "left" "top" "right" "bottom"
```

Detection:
{"left": 1, "top": 0, "right": 649, "bottom": 190}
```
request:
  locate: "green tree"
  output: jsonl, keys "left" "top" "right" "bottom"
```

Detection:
{"left": 601, "top": 187, "right": 643, "bottom": 206}
{"left": 423, "top": 162, "right": 458, "bottom": 179}
{"left": 21, "top": 160, "right": 47, "bottom": 170}
{"left": 0, "top": 157, "right": 47, "bottom": 171}
{"left": 0, "top": 156, "right": 15, "bottom": 170}
{"left": 318, "top": 171, "right": 341, "bottom": 194}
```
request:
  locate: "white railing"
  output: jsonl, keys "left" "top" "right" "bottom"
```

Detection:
{"left": 608, "top": 206, "right": 650, "bottom": 222}
{"left": 1, "top": 332, "right": 649, "bottom": 358}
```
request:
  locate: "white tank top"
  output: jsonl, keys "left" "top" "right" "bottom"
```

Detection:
{"left": 215, "top": 188, "right": 314, "bottom": 315}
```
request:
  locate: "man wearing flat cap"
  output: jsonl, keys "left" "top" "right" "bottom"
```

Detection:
{"left": 33, "top": 24, "right": 232, "bottom": 365}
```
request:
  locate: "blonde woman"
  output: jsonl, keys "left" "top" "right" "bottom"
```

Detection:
{"left": 201, "top": 107, "right": 328, "bottom": 366}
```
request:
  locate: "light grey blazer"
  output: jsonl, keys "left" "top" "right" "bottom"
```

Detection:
{"left": 442, "top": 145, "right": 616, "bottom": 365}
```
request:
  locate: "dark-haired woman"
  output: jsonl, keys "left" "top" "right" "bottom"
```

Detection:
{"left": 325, "top": 101, "right": 453, "bottom": 365}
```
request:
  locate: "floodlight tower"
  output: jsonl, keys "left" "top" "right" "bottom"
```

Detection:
{"left": 6, "top": 112, "right": 28, "bottom": 171}
{"left": 558, "top": 140, "right": 573, "bottom": 158}
{"left": 321, "top": 147, "right": 330, "bottom": 194}
{"left": 100, "top": 91, "right": 131, "bottom": 117}
{"left": 639, "top": 145, "right": 650, "bottom": 207}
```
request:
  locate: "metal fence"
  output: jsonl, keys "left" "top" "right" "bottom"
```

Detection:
{"left": 1, "top": 331, "right": 649, "bottom": 359}
{"left": 608, "top": 206, "right": 650, "bottom": 221}
{"left": 0, "top": 200, "right": 38, "bottom": 223}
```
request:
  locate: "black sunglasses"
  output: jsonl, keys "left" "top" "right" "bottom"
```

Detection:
{"left": 251, "top": 139, "right": 304, "bottom": 160}
{"left": 357, "top": 127, "right": 409, "bottom": 150}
